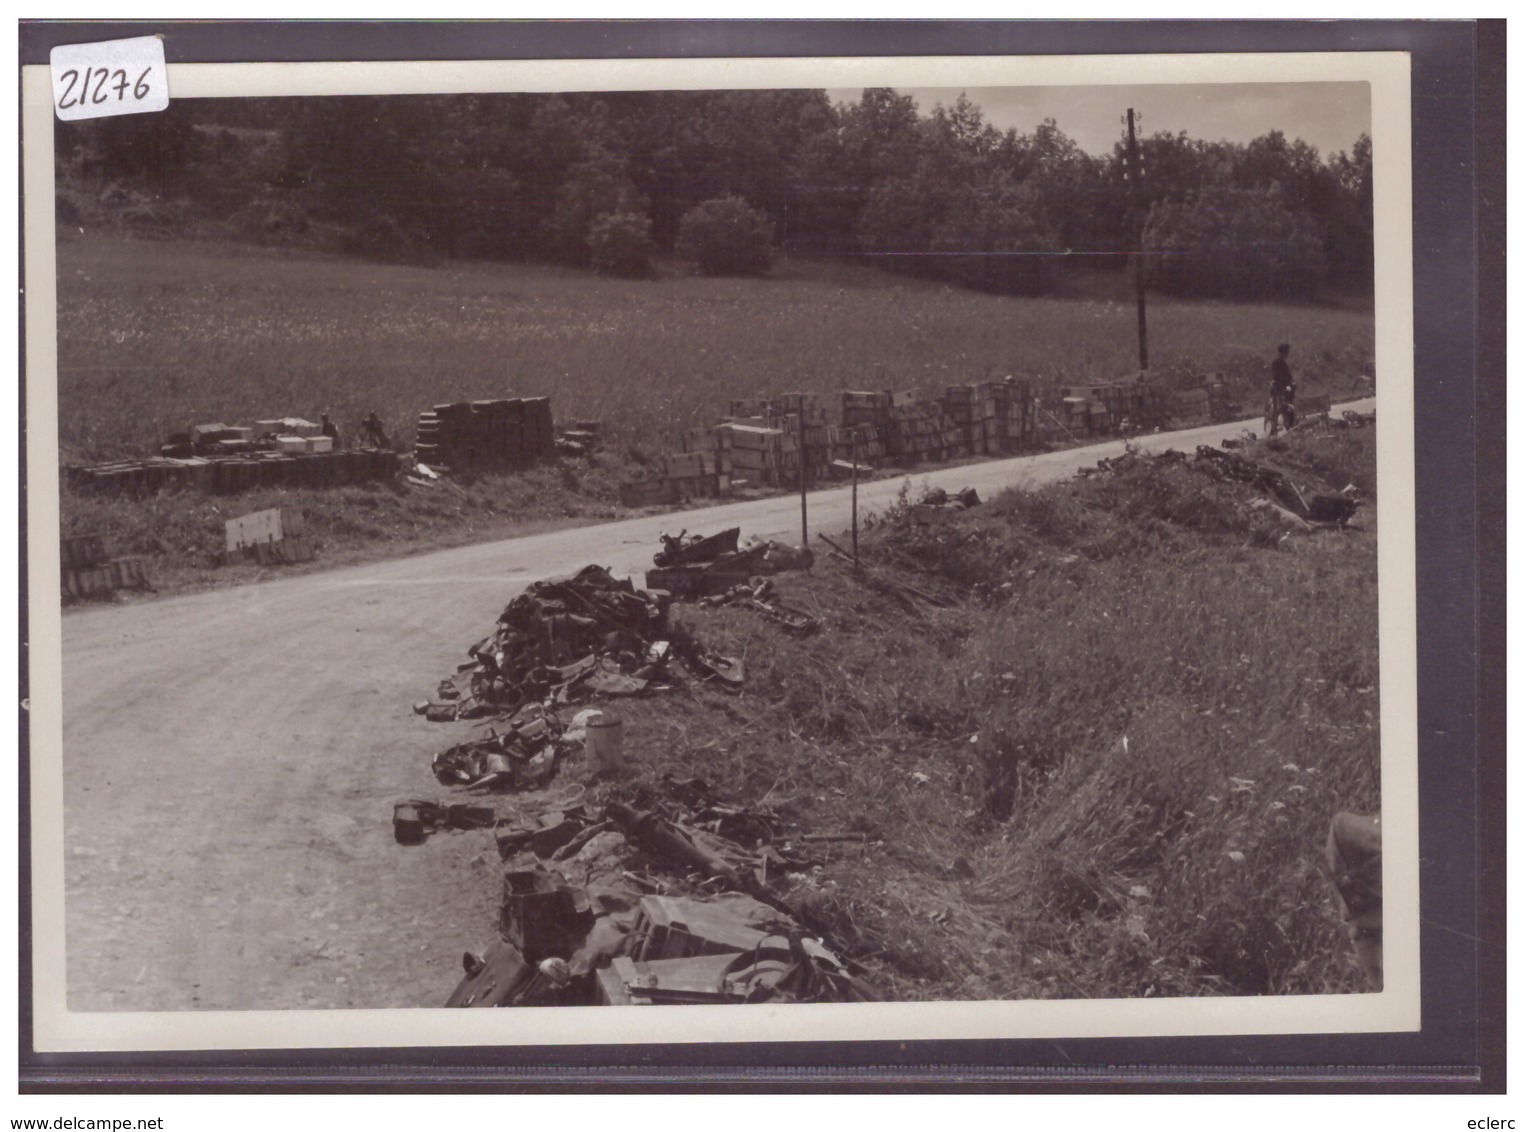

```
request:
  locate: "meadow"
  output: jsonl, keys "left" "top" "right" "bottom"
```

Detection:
{"left": 54, "top": 235, "right": 1376, "bottom": 465}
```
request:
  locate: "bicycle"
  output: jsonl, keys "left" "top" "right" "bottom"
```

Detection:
{"left": 1264, "top": 388, "right": 1297, "bottom": 436}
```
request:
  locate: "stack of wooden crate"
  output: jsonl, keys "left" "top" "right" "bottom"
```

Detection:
{"left": 1205, "top": 375, "right": 1243, "bottom": 422}
{"left": 989, "top": 378, "right": 1033, "bottom": 452}
{"left": 886, "top": 393, "right": 960, "bottom": 464}
{"left": 777, "top": 392, "right": 832, "bottom": 483}
{"left": 720, "top": 422, "right": 788, "bottom": 487}
{"left": 942, "top": 383, "right": 1002, "bottom": 456}
{"left": 679, "top": 426, "right": 735, "bottom": 480}
{"left": 60, "top": 533, "right": 151, "bottom": 599}
{"left": 828, "top": 422, "right": 881, "bottom": 465}
{"left": 414, "top": 397, "right": 555, "bottom": 473}
{"left": 66, "top": 449, "right": 400, "bottom": 497}
{"left": 1170, "top": 386, "right": 1212, "bottom": 424}
{"left": 1132, "top": 382, "right": 1174, "bottom": 429}
{"left": 841, "top": 391, "right": 891, "bottom": 451}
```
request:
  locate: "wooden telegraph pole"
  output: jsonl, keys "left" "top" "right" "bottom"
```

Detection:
{"left": 1125, "top": 108, "right": 1149, "bottom": 373}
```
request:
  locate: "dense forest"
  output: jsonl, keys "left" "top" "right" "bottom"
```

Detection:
{"left": 54, "top": 88, "right": 1373, "bottom": 301}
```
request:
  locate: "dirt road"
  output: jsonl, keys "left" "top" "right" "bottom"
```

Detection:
{"left": 53, "top": 404, "right": 1372, "bottom": 1011}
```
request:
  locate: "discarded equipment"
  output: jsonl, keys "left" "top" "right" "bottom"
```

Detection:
{"left": 416, "top": 564, "right": 744, "bottom": 723}
{"left": 439, "top": 776, "right": 881, "bottom": 1009}
{"left": 582, "top": 710, "right": 625, "bottom": 772}
{"left": 223, "top": 507, "right": 315, "bottom": 565}
{"left": 60, "top": 534, "right": 152, "bottom": 600}
{"left": 645, "top": 528, "right": 812, "bottom": 600}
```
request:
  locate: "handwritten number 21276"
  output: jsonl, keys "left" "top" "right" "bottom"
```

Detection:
{"left": 56, "top": 66, "right": 153, "bottom": 110}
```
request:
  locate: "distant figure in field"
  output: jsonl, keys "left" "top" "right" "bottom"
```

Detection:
{"left": 360, "top": 411, "right": 390, "bottom": 450}
{"left": 1268, "top": 343, "right": 1297, "bottom": 434}
{"left": 320, "top": 412, "right": 340, "bottom": 448}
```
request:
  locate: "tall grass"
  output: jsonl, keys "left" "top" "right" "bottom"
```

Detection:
{"left": 55, "top": 235, "right": 1376, "bottom": 463}
{"left": 608, "top": 429, "right": 1380, "bottom": 999}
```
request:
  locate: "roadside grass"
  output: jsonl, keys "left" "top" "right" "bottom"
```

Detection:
{"left": 58, "top": 457, "right": 631, "bottom": 597}
{"left": 56, "top": 234, "right": 1375, "bottom": 464}
{"left": 592, "top": 427, "right": 1379, "bottom": 1000}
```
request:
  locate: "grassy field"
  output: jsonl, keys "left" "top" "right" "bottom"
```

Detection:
{"left": 54, "top": 235, "right": 1375, "bottom": 464}
{"left": 589, "top": 425, "right": 1380, "bottom": 999}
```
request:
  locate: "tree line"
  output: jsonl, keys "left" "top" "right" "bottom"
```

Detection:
{"left": 56, "top": 88, "right": 1373, "bottom": 301}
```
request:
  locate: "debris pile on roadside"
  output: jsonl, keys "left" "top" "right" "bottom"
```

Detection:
{"left": 1193, "top": 445, "right": 1360, "bottom": 526}
{"left": 441, "top": 776, "right": 881, "bottom": 1007}
{"left": 1078, "top": 445, "right": 1360, "bottom": 529}
{"left": 400, "top": 533, "right": 859, "bottom": 1006}
{"left": 699, "top": 577, "right": 820, "bottom": 636}
{"left": 430, "top": 703, "right": 569, "bottom": 791}
{"left": 414, "top": 564, "right": 744, "bottom": 724}
{"left": 645, "top": 526, "right": 814, "bottom": 599}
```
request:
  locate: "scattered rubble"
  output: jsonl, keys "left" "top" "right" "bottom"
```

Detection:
{"left": 919, "top": 486, "right": 982, "bottom": 510}
{"left": 1194, "top": 445, "right": 1360, "bottom": 526}
{"left": 442, "top": 776, "right": 881, "bottom": 1008}
{"left": 415, "top": 564, "right": 741, "bottom": 723}
{"left": 645, "top": 527, "right": 813, "bottom": 600}
{"left": 1079, "top": 445, "right": 1360, "bottom": 530}
{"left": 700, "top": 577, "right": 820, "bottom": 636}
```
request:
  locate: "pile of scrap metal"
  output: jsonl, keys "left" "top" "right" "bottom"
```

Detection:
{"left": 392, "top": 799, "right": 497, "bottom": 845}
{"left": 447, "top": 779, "right": 880, "bottom": 1007}
{"left": 1193, "top": 445, "right": 1361, "bottom": 526}
{"left": 699, "top": 576, "right": 819, "bottom": 636}
{"left": 919, "top": 485, "right": 982, "bottom": 510}
{"left": 414, "top": 565, "right": 743, "bottom": 723}
{"left": 1080, "top": 448, "right": 1189, "bottom": 478}
{"left": 646, "top": 527, "right": 813, "bottom": 599}
{"left": 903, "top": 485, "right": 984, "bottom": 527}
{"left": 1079, "top": 445, "right": 1360, "bottom": 530}
{"left": 430, "top": 703, "right": 568, "bottom": 792}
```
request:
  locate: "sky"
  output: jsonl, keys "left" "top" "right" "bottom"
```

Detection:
{"left": 824, "top": 82, "right": 1372, "bottom": 160}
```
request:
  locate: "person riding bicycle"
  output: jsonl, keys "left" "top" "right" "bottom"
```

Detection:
{"left": 1268, "top": 343, "right": 1297, "bottom": 434}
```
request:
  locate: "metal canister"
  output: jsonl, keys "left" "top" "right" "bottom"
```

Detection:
{"left": 584, "top": 710, "right": 625, "bottom": 771}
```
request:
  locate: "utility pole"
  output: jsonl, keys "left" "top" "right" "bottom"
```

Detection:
{"left": 1125, "top": 108, "right": 1149, "bottom": 373}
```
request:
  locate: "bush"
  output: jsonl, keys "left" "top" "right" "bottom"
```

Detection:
{"left": 928, "top": 188, "right": 1056, "bottom": 296}
{"left": 675, "top": 194, "right": 775, "bottom": 277}
{"left": 1144, "top": 184, "right": 1327, "bottom": 301}
{"left": 587, "top": 210, "right": 656, "bottom": 279}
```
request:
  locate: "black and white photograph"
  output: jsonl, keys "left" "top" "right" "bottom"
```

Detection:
{"left": 22, "top": 42, "right": 1421, "bottom": 1055}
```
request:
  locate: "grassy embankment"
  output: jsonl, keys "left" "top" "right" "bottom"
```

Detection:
{"left": 579, "top": 425, "right": 1380, "bottom": 1000}
{"left": 54, "top": 235, "right": 1376, "bottom": 596}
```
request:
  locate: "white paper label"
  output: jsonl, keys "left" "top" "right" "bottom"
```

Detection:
{"left": 51, "top": 36, "right": 169, "bottom": 121}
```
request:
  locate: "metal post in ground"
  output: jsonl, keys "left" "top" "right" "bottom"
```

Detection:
{"left": 851, "top": 430, "right": 859, "bottom": 565}
{"left": 800, "top": 451, "right": 808, "bottom": 549}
